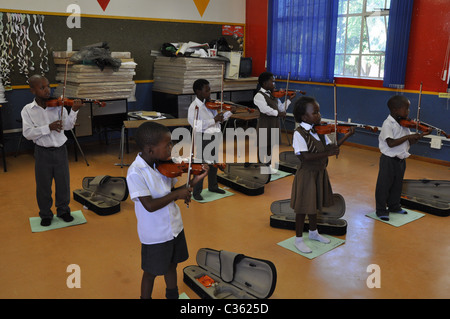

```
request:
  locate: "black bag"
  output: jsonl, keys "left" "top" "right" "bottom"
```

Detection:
{"left": 183, "top": 248, "right": 277, "bottom": 299}
{"left": 73, "top": 175, "right": 129, "bottom": 215}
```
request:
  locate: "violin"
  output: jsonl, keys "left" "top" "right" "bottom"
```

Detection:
{"left": 314, "top": 122, "right": 379, "bottom": 135}
{"left": 398, "top": 119, "right": 433, "bottom": 134}
{"left": 205, "top": 100, "right": 255, "bottom": 113}
{"left": 156, "top": 159, "right": 226, "bottom": 178}
{"left": 156, "top": 160, "right": 205, "bottom": 178}
{"left": 272, "top": 89, "right": 306, "bottom": 99}
{"left": 46, "top": 97, "right": 106, "bottom": 108}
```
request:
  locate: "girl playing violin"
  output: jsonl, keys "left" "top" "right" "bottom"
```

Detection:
{"left": 375, "top": 95, "right": 430, "bottom": 221}
{"left": 187, "top": 79, "right": 236, "bottom": 200}
{"left": 290, "top": 96, "right": 354, "bottom": 253}
{"left": 253, "top": 72, "right": 295, "bottom": 167}
{"left": 126, "top": 121, "right": 208, "bottom": 299}
{"left": 21, "top": 75, "right": 83, "bottom": 226}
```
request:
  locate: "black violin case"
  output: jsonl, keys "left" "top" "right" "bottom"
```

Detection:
{"left": 216, "top": 163, "right": 271, "bottom": 195}
{"left": 269, "top": 194, "right": 347, "bottom": 235}
{"left": 73, "top": 175, "right": 129, "bottom": 215}
{"left": 278, "top": 151, "right": 300, "bottom": 174}
{"left": 183, "top": 248, "right": 277, "bottom": 299}
{"left": 400, "top": 179, "right": 449, "bottom": 217}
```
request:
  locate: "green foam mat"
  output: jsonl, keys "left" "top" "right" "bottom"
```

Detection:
{"left": 365, "top": 208, "right": 425, "bottom": 227}
{"left": 277, "top": 234, "right": 345, "bottom": 259}
{"left": 29, "top": 210, "right": 86, "bottom": 233}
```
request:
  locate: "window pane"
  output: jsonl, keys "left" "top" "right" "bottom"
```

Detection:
{"left": 336, "top": 17, "right": 347, "bottom": 54}
{"left": 361, "top": 55, "right": 381, "bottom": 77}
{"left": 366, "top": 0, "right": 386, "bottom": 11}
{"left": 366, "top": 15, "right": 387, "bottom": 52}
{"left": 334, "top": 54, "right": 345, "bottom": 76}
{"left": 344, "top": 55, "right": 359, "bottom": 76}
{"left": 348, "top": 0, "right": 363, "bottom": 14}
{"left": 338, "top": 0, "right": 349, "bottom": 14}
{"left": 346, "top": 16, "right": 362, "bottom": 54}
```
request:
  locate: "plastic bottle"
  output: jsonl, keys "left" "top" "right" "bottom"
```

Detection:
{"left": 67, "top": 37, "right": 73, "bottom": 52}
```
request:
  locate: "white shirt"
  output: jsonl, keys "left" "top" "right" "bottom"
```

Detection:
{"left": 126, "top": 153, "right": 183, "bottom": 245}
{"left": 21, "top": 99, "right": 78, "bottom": 147}
{"left": 188, "top": 97, "right": 232, "bottom": 134}
{"left": 379, "top": 114, "right": 411, "bottom": 159}
{"left": 253, "top": 88, "right": 290, "bottom": 116}
{"left": 293, "top": 122, "right": 331, "bottom": 155}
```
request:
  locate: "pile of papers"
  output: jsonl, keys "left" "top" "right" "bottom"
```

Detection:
{"left": 52, "top": 51, "right": 136, "bottom": 100}
{"left": 153, "top": 56, "right": 226, "bottom": 94}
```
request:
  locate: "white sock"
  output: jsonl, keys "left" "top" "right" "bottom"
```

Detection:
{"left": 309, "top": 230, "right": 330, "bottom": 244}
{"left": 294, "top": 237, "right": 312, "bottom": 253}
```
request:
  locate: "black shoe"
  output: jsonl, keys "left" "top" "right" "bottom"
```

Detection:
{"left": 60, "top": 213, "right": 74, "bottom": 222}
{"left": 40, "top": 218, "right": 52, "bottom": 227}
{"left": 209, "top": 188, "right": 225, "bottom": 194}
{"left": 193, "top": 194, "right": 203, "bottom": 200}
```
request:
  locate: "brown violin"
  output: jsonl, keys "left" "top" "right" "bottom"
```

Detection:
{"left": 314, "top": 122, "right": 379, "bottom": 135}
{"left": 156, "top": 159, "right": 226, "bottom": 178}
{"left": 398, "top": 119, "right": 433, "bottom": 134}
{"left": 156, "top": 160, "right": 204, "bottom": 178}
{"left": 272, "top": 89, "right": 306, "bottom": 98}
{"left": 206, "top": 100, "right": 255, "bottom": 113}
{"left": 46, "top": 97, "right": 106, "bottom": 108}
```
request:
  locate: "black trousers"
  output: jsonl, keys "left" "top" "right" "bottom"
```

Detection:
{"left": 375, "top": 154, "right": 406, "bottom": 216}
{"left": 34, "top": 144, "right": 71, "bottom": 219}
{"left": 193, "top": 133, "right": 220, "bottom": 196}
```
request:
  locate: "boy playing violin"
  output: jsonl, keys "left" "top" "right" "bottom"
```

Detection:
{"left": 126, "top": 121, "right": 208, "bottom": 298}
{"left": 21, "top": 75, "right": 83, "bottom": 226}
{"left": 187, "top": 78, "right": 236, "bottom": 200}
{"left": 375, "top": 95, "right": 430, "bottom": 221}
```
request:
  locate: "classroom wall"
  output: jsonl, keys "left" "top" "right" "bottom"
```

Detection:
{"left": 0, "top": 0, "right": 246, "bottom": 154}
{"left": 244, "top": 0, "right": 450, "bottom": 164}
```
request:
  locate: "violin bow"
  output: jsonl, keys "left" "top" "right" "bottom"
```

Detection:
{"left": 60, "top": 58, "right": 69, "bottom": 120}
{"left": 220, "top": 64, "right": 224, "bottom": 113}
{"left": 416, "top": 82, "right": 423, "bottom": 132}
{"left": 333, "top": 80, "right": 338, "bottom": 158}
{"left": 284, "top": 71, "right": 290, "bottom": 112}
{"left": 186, "top": 105, "right": 199, "bottom": 208}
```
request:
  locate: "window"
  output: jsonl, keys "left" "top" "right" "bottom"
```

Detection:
{"left": 334, "top": 0, "right": 391, "bottom": 79}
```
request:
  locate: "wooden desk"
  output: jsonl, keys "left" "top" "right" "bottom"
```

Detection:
{"left": 117, "top": 118, "right": 190, "bottom": 167}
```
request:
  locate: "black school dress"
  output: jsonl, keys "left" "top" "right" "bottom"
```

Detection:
{"left": 290, "top": 126, "right": 334, "bottom": 214}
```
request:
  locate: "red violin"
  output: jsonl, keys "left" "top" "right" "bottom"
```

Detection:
{"left": 398, "top": 119, "right": 433, "bottom": 134}
{"left": 272, "top": 89, "right": 306, "bottom": 99}
{"left": 156, "top": 159, "right": 226, "bottom": 178}
{"left": 46, "top": 97, "right": 106, "bottom": 108}
{"left": 206, "top": 100, "right": 255, "bottom": 113}
{"left": 314, "top": 122, "right": 379, "bottom": 135}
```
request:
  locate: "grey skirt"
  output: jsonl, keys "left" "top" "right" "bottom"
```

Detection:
{"left": 141, "top": 230, "right": 188, "bottom": 275}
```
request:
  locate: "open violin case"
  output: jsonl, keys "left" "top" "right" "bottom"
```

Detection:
{"left": 278, "top": 151, "right": 300, "bottom": 174}
{"left": 270, "top": 194, "right": 347, "bottom": 235}
{"left": 400, "top": 179, "right": 449, "bottom": 217}
{"left": 73, "top": 175, "right": 129, "bottom": 215}
{"left": 216, "top": 163, "right": 271, "bottom": 195}
{"left": 183, "top": 248, "right": 277, "bottom": 299}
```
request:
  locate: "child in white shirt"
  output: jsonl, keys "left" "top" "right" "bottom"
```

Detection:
{"left": 375, "top": 95, "right": 429, "bottom": 220}
{"left": 126, "top": 121, "right": 208, "bottom": 299}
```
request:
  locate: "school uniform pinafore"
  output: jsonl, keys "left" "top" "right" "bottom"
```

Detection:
{"left": 290, "top": 126, "right": 334, "bottom": 214}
